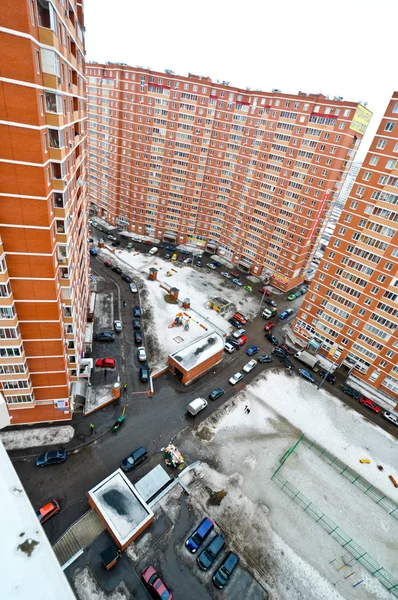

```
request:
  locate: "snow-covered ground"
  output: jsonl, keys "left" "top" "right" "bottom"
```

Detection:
{"left": 179, "top": 370, "right": 398, "bottom": 600}
{"left": 0, "top": 425, "right": 74, "bottom": 450}
{"left": 102, "top": 247, "right": 261, "bottom": 367}
{"left": 74, "top": 567, "right": 128, "bottom": 600}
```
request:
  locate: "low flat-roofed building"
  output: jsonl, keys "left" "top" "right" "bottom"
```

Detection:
{"left": 168, "top": 331, "right": 224, "bottom": 384}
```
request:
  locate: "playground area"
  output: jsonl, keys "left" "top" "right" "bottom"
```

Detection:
{"left": 179, "top": 370, "right": 398, "bottom": 600}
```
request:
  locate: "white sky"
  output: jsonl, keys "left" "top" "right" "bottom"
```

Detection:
{"left": 84, "top": 0, "right": 398, "bottom": 160}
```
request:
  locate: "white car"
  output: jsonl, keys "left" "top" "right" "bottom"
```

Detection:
{"left": 183, "top": 257, "right": 191, "bottom": 264}
{"left": 129, "top": 281, "right": 138, "bottom": 293}
{"left": 108, "top": 234, "right": 117, "bottom": 241}
{"left": 224, "top": 342, "right": 236, "bottom": 353}
{"left": 229, "top": 372, "right": 243, "bottom": 386}
{"left": 207, "top": 263, "right": 216, "bottom": 270}
{"left": 233, "top": 328, "right": 246, "bottom": 339}
{"left": 383, "top": 411, "right": 398, "bottom": 427}
{"left": 113, "top": 320, "right": 122, "bottom": 332}
{"left": 148, "top": 247, "right": 158, "bottom": 255}
{"left": 221, "top": 272, "right": 231, "bottom": 278}
{"left": 243, "top": 359, "right": 257, "bottom": 373}
{"left": 137, "top": 347, "right": 146, "bottom": 362}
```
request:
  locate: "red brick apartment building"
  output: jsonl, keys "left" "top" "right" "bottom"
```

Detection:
{"left": 0, "top": 0, "right": 88, "bottom": 424}
{"left": 292, "top": 93, "right": 398, "bottom": 406}
{"left": 86, "top": 63, "right": 370, "bottom": 290}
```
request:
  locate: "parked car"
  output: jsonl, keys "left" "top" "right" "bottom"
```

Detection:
{"left": 207, "top": 263, "right": 216, "bottom": 270}
{"left": 113, "top": 319, "right": 122, "bottom": 332}
{"left": 233, "top": 313, "right": 247, "bottom": 325}
{"left": 279, "top": 309, "right": 294, "bottom": 320}
{"left": 178, "top": 255, "right": 185, "bottom": 262}
{"left": 121, "top": 273, "right": 132, "bottom": 283}
{"left": 225, "top": 338, "right": 240, "bottom": 350}
{"left": 133, "top": 306, "right": 141, "bottom": 318}
{"left": 243, "top": 359, "right": 257, "bottom": 373}
{"left": 121, "top": 446, "right": 148, "bottom": 472}
{"left": 94, "top": 331, "right": 115, "bottom": 342}
{"left": 180, "top": 249, "right": 190, "bottom": 255}
{"left": 264, "top": 322, "right": 275, "bottom": 332}
{"left": 264, "top": 297, "right": 277, "bottom": 307}
{"left": 36, "top": 450, "right": 67, "bottom": 467}
{"left": 209, "top": 388, "right": 225, "bottom": 401}
{"left": 232, "top": 328, "right": 246, "bottom": 339}
{"left": 280, "top": 356, "right": 295, "bottom": 370}
{"left": 262, "top": 308, "right": 277, "bottom": 320}
{"left": 259, "top": 287, "right": 269, "bottom": 295}
{"left": 165, "top": 245, "right": 175, "bottom": 251}
{"left": 186, "top": 517, "right": 214, "bottom": 553}
{"left": 221, "top": 271, "right": 231, "bottom": 278}
{"left": 224, "top": 341, "right": 236, "bottom": 353}
{"left": 246, "top": 346, "right": 259, "bottom": 356}
{"left": 103, "top": 259, "right": 112, "bottom": 267}
{"left": 112, "top": 240, "right": 121, "bottom": 247}
{"left": 137, "top": 347, "right": 147, "bottom": 362}
{"left": 243, "top": 285, "right": 252, "bottom": 292}
{"left": 258, "top": 355, "right": 273, "bottom": 363}
{"left": 342, "top": 385, "right": 361, "bottom": 400}
{"left": 108, "top": 234, "right": 117, "bottom": 241}
{"left": 196, "top": 260, "right": 202, "bottom": 267}
{"left": 183, "top": 257, "right": 191, "bottom": 264}
{"left": 213, "top": 260, "right": 222, "bottom": 267}
{"left": 273, "top": 347, "right": 289, "bottom": 358}
{"left": 148, "top": 247, "right": 158, "bottom": 255}
{"left": 229, "top": 318, "right": 241, "bottom": 328}
{"left": 235, "top": 335, "right": 248, "bottom": 347}
{"left": 232, "top": 278, "right": 242, "bottom": 286}
{"left": 213, "top": 551, "right": 239, "bottom": 589}
{"left": 129, "top": 281, "right": 138, "bottom": 293}
{"left": 140, "top": 364, "right": 150, "bottom": 383}
{"left": 36, "top": 500, "right": 60, "bottom": 524}
{"left": 89, "top": 248, "right": 97, "bottom": 256}
{"left": 299, "top": 286, "right": 309, "bottom": 294}
{"left": 265, "top": 333, "right": 279, "bottom": 345}
{"left": 198, "top": 534, "right": 225, "bottom": 571}
{"left": 229, "top": 372, "right": 244, "bottom": 385}
{"left": 132, "top": 318, "right": 141, "bottom": 330}
{"left": 383, "top": 411, "right": 398, "bottom": 426}
{"left": 134, "top": 330, "right": 143, "bottom": 345}
{"left": 112, "top": 266, "right": 122, "bottom": 274}
{"left": 299, "top": 369, "right": 315, "bottom": 383}
{"left": 164, "top": 253, "right": 171, "bottom": 260}
{"left": 288, "top": 291, "right": 301, "bottom": 301}
{"left": 95, "top": 357, "right": 116, "bottom": 369}
{"left": 143, "top": 240, "right": 153, "bottom": 246}
{"left": 279, "top": 343, "right": 295, "bottom": 355}
{"left": 359, "top": 397, "right": 381, "bottom": 413}
{"left": 318, "top": 370, "right": 336, "bottom": 384}
{"left": 187, "top": 397, "right": 208, "bottom": 416}
{"left": 231, "top": 271, "right": 239, "bottom": 277}
{"left": 171, "top": 253, "right": 177, "bottom": 261}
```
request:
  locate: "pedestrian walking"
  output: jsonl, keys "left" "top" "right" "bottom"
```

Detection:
{"left": 123, "top": 383, "right": 127, "bottom": 392}
{"left": 90, "top": 423, "right": 95, "bottom": 434}
{"left": 244, "top": 404, "right": 248, "bottom": 413}
{"left": 246, "top": 408, "right": 251, "bottom": 415}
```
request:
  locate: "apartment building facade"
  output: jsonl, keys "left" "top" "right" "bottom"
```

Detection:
{"left": 292, "top": 93, "right": 398, "bottom": 406}
{"left": 86, "top": 64, "right": 370, "bottom": 291}
{"left": 0, "top": 0, "right": 88, "bottom": 424}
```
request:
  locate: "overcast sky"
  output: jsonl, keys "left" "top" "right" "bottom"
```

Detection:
{"left": 84, "top": 0, "right": 398, "bottom": 160}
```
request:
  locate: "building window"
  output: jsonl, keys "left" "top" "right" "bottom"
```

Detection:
{"left": 385, "top": 262, "right": 393, "bottom": 270}
{"left": 376, "top": 139, "right": 387, "bottom": 149}
{"left": 385, "top": 121, "right": 395, "bottom": 132}
{"left": 369, "top": 155, "right": 379, "bottom": 166}
{"left": 362, "top": 171, "right": 371, "bottom": 181}
{"left": 377, "top": 274, "right": 386, "bottom": 283}
{"left": 356, "top": 186, "right": 365, "bottom": 197}
{"left": 370, "top": 286, "right": 379, "bottom": 295}
{"left": 386, "top": 350, "right": 395, "bottom": 358}
{"left": 343, "top": 109, "right": 351, "bottom": 117}
{"left": 347, "top": 329, "right": 354, "bottom": 336}
{"left": 369, "top": 370, "right": 380, "bottom": 383}
{"left": 341, "top": 338, "right": 349, "bottom": 345}
{"left": 34, "top": 49, "right": 40, "bottom": 74}
{"left": 380, "top": 360, "right": 388, "bottom": 368}
{"left": 386, "top": 159, "right": 397, "bottom": 170}
{"left": 43, "top": 132, "right": 48, "bottom": 152}
{"left": 30, "top": 0, "right": 36, "bottom": 26}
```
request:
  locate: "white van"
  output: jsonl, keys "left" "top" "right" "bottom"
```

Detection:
{"left": 224, "top": 342, "right": 235, "bottom": 353}
{"left": 149, "top": 247, "right": 158, "bottom": 255}
{"left": 187, "top": 397, "right": 208, "bottom": 416}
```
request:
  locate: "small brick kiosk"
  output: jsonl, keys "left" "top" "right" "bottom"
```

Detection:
{"left": 168, "top": 331, "right": 224, "bottom": 385}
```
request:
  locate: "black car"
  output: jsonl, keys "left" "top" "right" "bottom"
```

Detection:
{"left": 229, "top": 318, "right": 241, "bottom": 328}
{"left": 157, "top": 243, "right": 165, "bottom": 249}
{"left": 112, "top": 266, "right": 122, "bottom": 274}
{"left": 273, "top": 346, "right": 288, "bottom": 358}
{"left": 164, "top": 253, "right": 171, "bottom": 259}
{"left": 213, "top": 260, "right": 222, "bottom": 267}
{"left": 280, "top": 356, "right": 294, "bottom": 370}
{"left": 198, "top": 534, "right": 225, "bottom": 570}
{"left": 139, "top": 364, "right": 150, "bottom": 382}
{"left": 258, "top": 355, "right": 273, "bottom": 363}
{"left": 134, "top": 330, "right": 143, "bottom": 344}
{"left": 196, "top": 260, "right": 202, "bottom": 267}
{"left": 265, "top": 333, "right": 279, "bottom": 345}
{"left": 342, "top": 385, "right": 360, "bottom": 399}
{"left": 264, "top": 298, "right": 277, "bottom": 308}
{"left": 120, "top": 446, "right": 148, "bottom": 472}
{"left": 180, "top": 249, "right": 190, "bottom": 255}
{"left": 133, "top": 306, "right": 141, "bottom": 318}
{"left": 112, "top": 240, "right": 121, "bottom": 247}
{"left": 225, "top": 338, "right": 240, "bottom": 349}
{"left": 36, "top": 449, "right": 67, "bottom": 467}
{"left": 319, "top": 370, "right": 336, "bottom": 384}
{"left": 133, "top": 318, "right": 140, "bottom": 330}
{"left": 209, "top": 388, "right": 225, "bottom": 401}
{"left": 213, "top": 552, "right": 239, "bottom": 589}
{"left": 121, "top": 273, "right": 132, "bottom": 283}
{"left": 94, "top": 331, "right": 115, "bottom": 342}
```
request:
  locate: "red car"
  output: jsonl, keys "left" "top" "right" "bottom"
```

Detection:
{"left": 359, "top": 397, "right": 381, "bottom": 413}
{"left": 103, "top": 260, "right": 112, "bottom": 267}
{"left": 264, "top": 322, "right": 275, "bottom": 332}
{"left": 142, "top": 566, "right": 173, "bottom": 600}
{"left": 95, "top": 357, "right": 116, "bottom": 368}
{"left": 259, "top": 287, "right": 270, "bottom": 295}
{"left": 233, "top": 313, "right": 247, "bottom": 325}
{"left": 235, "top": 335, "right": 248, "bottom": 347}
{"left": 36, "top": 500, "right": 60, "bottom": 524}
{"left": 143, "top": 239, "right": 153, "bottom": 245}
{"left": 231, "top": 271, "right": 239, "bottom": 278}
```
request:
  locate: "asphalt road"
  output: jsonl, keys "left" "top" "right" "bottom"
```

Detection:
{"left": 12, "top": 227, "right": 398, "bottom": 546}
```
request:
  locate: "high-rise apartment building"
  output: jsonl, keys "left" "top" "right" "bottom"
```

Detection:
{"left": 292, "top": 93, "right": 398, "bottom": 406}
{"left": 0, "top": 0, "right": 88, "bottom": 424}
{"left": 87, "top": 64, "right": 370, "bottom": 290}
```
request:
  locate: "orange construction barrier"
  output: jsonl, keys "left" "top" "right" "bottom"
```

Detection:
{"left": 389, "top": 475, "right": 398, "bottom": 488}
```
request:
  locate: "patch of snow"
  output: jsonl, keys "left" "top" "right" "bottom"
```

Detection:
{"left": 74, "top": 567, "right": 128, "bottom": 600}
{"left": 125, "top": 532, "right": 153, "bottom": 565}
{"left": 94, "top": 293, "right": 113, "bottom": 329}
{"left": 0, "top": 425, "right": 74, "bottom": 450}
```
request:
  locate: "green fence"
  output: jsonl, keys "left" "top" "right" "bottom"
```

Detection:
{"left": 272, "top": 437, "right": 398, "bottom": 597}
{"left": 301, "top": 434, "right": 398, "bottom": 521}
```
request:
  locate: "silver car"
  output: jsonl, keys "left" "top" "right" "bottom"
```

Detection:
{"left": 113, "top": 319, "right": 122, "bottom": 332}
{"left": 383, "top": 411, "right": 398, "bottom": 427}
{"left": 137, "top": 347, "right": 146, "bottom": 362}
{"left": 229, "top": 372, "right": 243, "bottom": 386}
{"left": 129, "top": 281, "right": 138, "bottom": 293}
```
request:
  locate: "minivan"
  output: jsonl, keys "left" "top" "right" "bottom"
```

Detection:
{"left": 185, "top": 517, "right": 214, "bottom": 553}
{"left": 224, "top": 342, "right": 236, "bottom": 353}
{"left": 187, "top": 397, "right": 208, "bottom": 416}
{"left": 198, "top": 534, "right": 225, "bottom": 570}
{"left": 120, "top": 446, "right": 148, "bottom": 472}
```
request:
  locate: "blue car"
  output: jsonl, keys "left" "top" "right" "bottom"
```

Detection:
{"left": 186, "top": 517, "right": 214, "bottom": 553}
{"left": 279, "top": 308, "right": 294, "bottom": 320}
{"left": 89, "top": 248, "right": 97, "bottom": 256}
{"left": 36, "top": 449, "right": 67, "bottom": 467}
{"left": 299, "top": 369, "right": 315, "bottom": 383}
{"left": 246, "top": 346, "right": 259, "bottom": 356}
{"left": 232, "top": 278, "right": 242, "bottom": 286}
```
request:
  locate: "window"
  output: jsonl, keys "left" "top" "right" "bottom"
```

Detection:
{"left": 343, "top": 109, "right": 351, "bottom": 117}
{"left": 386, "top": 159, "right": 397, "bottom": 170}
{"left": 385, "top": 121, "right": 395, "bottom": 132}
{"left": 385, "top": 262, "right": 393, "bottom": 271}
{"left": 347, "top": 329, "right": 354, "bottom": 336}
{"left": 377, "top": 274, "right": 386, "bottom": 283}
{"left": 356, "top": 186, "right": 365, "bottom": 197}
{"left": 34, "top": 49, "right": 40, "bottom": 74}
{"left": 392, "top": 102, "right": 398, "bottom": 114}
{"left": 386, "top": 350, "right": 395, "bottom": 358}
{"left": 362, "top": 171, "right": 371, "bottom": 181}
{"left": 29, "top": 0, "right": 36, "bottom": 26}
{"left": 350, "top": 200, "right": 358, "bottom": 209}
{"left": 369, "top": 155, "right": 379, "bottom": 166}
{"left": 341, "top": 338, "right": 349, "bottom": 345}
{"left": 376, "top": 139, "right": 387, "bottom": 149}
{"left": 43, "top": 132, "right": 48, "bottom": 152}
{"left": 371, "top": 286, "right": 379, "bottom": 294}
